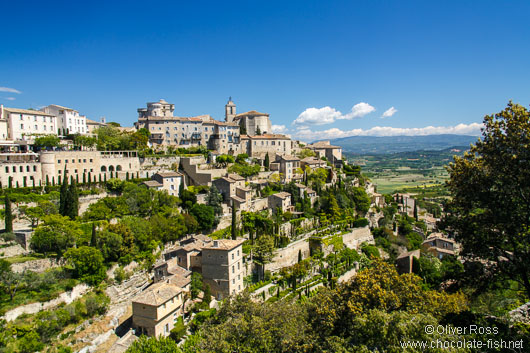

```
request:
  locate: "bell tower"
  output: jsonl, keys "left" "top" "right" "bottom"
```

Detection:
{"left": 225, "top": 97, "right": 236, "bottom": 122}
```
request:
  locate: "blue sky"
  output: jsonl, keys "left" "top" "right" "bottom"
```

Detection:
{"left": 1, "top": 0, "right": 529, "bottom": 141}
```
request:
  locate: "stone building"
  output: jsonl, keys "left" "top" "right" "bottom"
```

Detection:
{"left": 201, "top": 239, "right": 245, "bottom": 300}
{"left": 241, "top": 134, "right": 292, "bottom": 159}
{"left": 1, "top": 152, "right": 41, "bottom": 188}
{"left": 152, "top": 172, "right": 183, "bottom": 196}
{"left": 421, "top": 233, "right": 456, "bottom": 259}
{"left": 134, "top": 99, "right": 240, "bottom": 153}
{"left": 232, "top": 110, "right": 272, "bottom": 136}
{"left": 268, "top": 192, "right": 293, "bottom": 213}
{"left": 1, "top": 105, "right": 57, "bottom": 142}
{"left": 132, "top": 281, "right": 185, "bottom": 337}
{"left": 40, "top": 104, "right": 88, "bottom": 135}
{"left": 212, "top": 173, "right": 246, "bottom": 202}
{"left": 306, "top": 140, "right": 343, "bottom": 167}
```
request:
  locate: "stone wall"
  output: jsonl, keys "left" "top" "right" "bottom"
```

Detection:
{"left": 139, "top": 156, "right": 181, "bottom": 175}
{"left": 265, "top": 237, "right": 310, "bottom": 273}
{"left": 342, "top": 226, "right": 373, "bottom": 250}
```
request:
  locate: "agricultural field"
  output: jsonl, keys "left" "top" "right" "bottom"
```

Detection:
{"left": 346, "top": 147, "right": 466, "bottom": 195}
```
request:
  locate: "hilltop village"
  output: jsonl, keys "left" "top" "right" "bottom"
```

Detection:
{"left": 0, "top": 98, "right": 509, "bottom": 352}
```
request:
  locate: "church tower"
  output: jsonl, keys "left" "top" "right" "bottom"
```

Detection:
{"left": 225, "top": 97, "right": 236, "bottom": 122}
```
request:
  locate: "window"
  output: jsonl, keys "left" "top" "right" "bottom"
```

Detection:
{"left": 89, "top": 159, "right": 93, "bottom": 162}
{"left": 26, "top": 166, "right": 30, "bottom": 172}
{"left": 232, "top": 253, "right": 234, "bottom": 260}
{"left": 83, "top": 159, "right": 86, "bottom": 163}
{"left": 58, "top": 160, "right": 61, "bottom": 163}
{"left": 232, "top": 279, "right": 235, "bottom": 284}
{"left": 58, "top": 170, "right": 62, "bottom": 174}
{"left": 65, "top": 159, "right": 68, "bottom": 163}
{"left": 20, "top": 124, "right": 24, "bottom": 129}
{"left": 5, "top": 167, "right": 8, "bottom": 173}
{"left": 12, "top": 166, "right": 15, "bottom": 172}
{"left": 237, "top": 250, "right": 239, "bottom": 256}
{"left": 19, "top": 166, "right": 23, "bottom": 172}
{"left": 232, "top": 266, "right": 234, "bottom": 273}
{"left": 34, "top": 116, "right": 37, "bottom": 121}
{"left": 238, "top": 274, "right": 240, "bottom": 280}
{"left": 34, "top": 124, "right": 38, "bottom": 130}
{"left": 237, "top": 262, "right": 240, "bottom": 270}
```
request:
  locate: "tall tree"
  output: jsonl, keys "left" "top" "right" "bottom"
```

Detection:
{"left": 231, "top": 205, "right": 238, "bottom": 240}
{"left": 264, "top": 152, "right": 270, "bottom": 171}
{"left": 59, "top": 167, "right": 68, "bottom": 216}
{"left": 413, "top": 200, "right": 418, "bottom": 221}
{"left": 444, "top": 102, "right": 530, "bottom": 297}
{"left": 65, "top": 178, "right": 79, "bottom": 219}
{"left": 4, "top": 194, "right": 13, "bottom": 233}
{"left": 253, "top": 235, "right": 275, "bottom": 281}
{"left": 90, "top": 223, "right": 97, "bottom": 247}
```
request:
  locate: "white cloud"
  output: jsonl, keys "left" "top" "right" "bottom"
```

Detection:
{"left": 340, "top": 102, "right": 376, "bottom": 120}
{"left": 292, "top": 122, "right": 483, "bottom": 141}
{"left": 293, "top": 102, "right": 375, "bottom": 126}
{"left": 293, "top": 106, "right": 342, "bottom": 126}
{"left": 271, "top": 124, "right": 288, "bottom": 134}
{"left": 0, "top": 87, "right": 22, "bottom": 94}
{"left": 3, "top": 97, "right": 16, "bottom": 101}
{"left": 381, "top": 106, "right": 397, "bottom": 118}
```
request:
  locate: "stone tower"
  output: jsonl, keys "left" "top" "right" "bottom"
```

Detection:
{"left": 225, "top": 97, "right": 236, "bottom": 122}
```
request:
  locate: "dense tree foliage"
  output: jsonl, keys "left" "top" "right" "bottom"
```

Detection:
{"left": 444, "top": 102, "right": 530, "bottom": 297}
{"left": 64, "top": 246, "right": 106, "bottom": 285}
{"left": 31, "top": 215, "right": 82, "bottom": 257}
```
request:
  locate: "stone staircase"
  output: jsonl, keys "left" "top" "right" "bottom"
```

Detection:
{"left": 106, "top": 271, "right": 150, "bottom": 304}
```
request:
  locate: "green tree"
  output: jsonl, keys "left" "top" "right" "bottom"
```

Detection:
{"left": 4, "top": 194, "right": 13, "bottom": 233}
{"left": 59, "top": 168, "right": 68, "bottom": 215}
{"left": 65, "top": 179, "right": 79, "bottom": 219}
{"left": 126, "top": 336, "right": 182, "bottom": 353}
{"left": 264, "top": 152, "right": 270, "bottom": 170}
{"left": 34, "top": 134, "right": 60, "bottom": 149}
{"left": 90, "top": 223, "right": 97, "bottom": 247}
{"left": 231, "top": 205, "right": 238, "bottom": 240}
{"left": 31, "top": 215, "right": 82, "bottom": 257}
{"left": 64, "top": 246, "right": 106, "bottom": 285}
{"left": 444, "top": 102, "right": 530, "bottom": 297}
{"left": 190, "top": 204, "right": 215, "bottom": 231}
{"left": 206, "top": 185, "right": 223, "bottom": 218}
{"left": 253, "top": 235, "right": 275, "bottom": 281}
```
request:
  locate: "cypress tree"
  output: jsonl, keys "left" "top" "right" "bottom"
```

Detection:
{"left": 66, "top": 179, "right": 79, "bottom": 219}
{"left": 99, "top": 174, "right": 102, "bottom": 183}
{"left": 179, "top": 181, "right": 184, "bottom": 197}
{"left": 413, "top": 200, "right": 418, "bottom": 221}
{"left": 4, "top": 194, "right": 13, "bottom": 233}
{"left": 264, "top": 153, "right": 270, "bottom": 170}
{"left": 87, "top": 172, "right": 92, "bottom": 186}
{"left": 16, "top": 181, "right": 19, "bottom": 188}
{"left": 90, "top": 223, "right": 97, "bottom": 247}
{"left": 59, "top": 171, "right": 69, "bottom": 216}
{"left": 82, "top": 173, "right": 86, "bottom": 185}
{"left": 298, "top": 249, "right": 302, "bottom": 263}
{"left": 104, "top": 173, "right": 107, "bottom": 182}
{"left": 32, "top": 179, "right": 35, "bottom": 188}
{"left": 23, "top": 177, "right": 27, "bottom": 188}
{"left": 231, "top": 205, "right": 238, "bottom": 240}
{"left": 8, "top": 176, "right": 13, "bottom": 189}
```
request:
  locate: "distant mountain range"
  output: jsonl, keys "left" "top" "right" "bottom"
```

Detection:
{"left": 328, "top": 134, "right": 479, "bottom": 154}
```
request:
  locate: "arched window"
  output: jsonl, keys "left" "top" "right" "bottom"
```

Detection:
{"left": 101, "top": 166, "right": 107, "bottom": 172}
{"left": 116, "top": 165, "right": 122, "bottom": 171}
{"left": 109, "top": 165, "right": 115, "bottom": 172}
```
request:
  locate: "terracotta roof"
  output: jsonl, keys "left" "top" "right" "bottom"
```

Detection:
{"left": 203, "top": 239, "right": 245, "bottom": 251}
{"left": 248, "top": 134, "right": 289, "bottom": 140}
{"left": 156, "top": 171, "right": 182, "bottom": 178}
{"left": 86, "top": 118, "right": 105, "bottom": 125}
{"left": 4, "top": 107, "right": 55, "bottom": 116}
{"left": 301, "top": 157, "right": 324, "bottom": 164}
{"left": 47, "top": 104, "right": 77, "bottom": 111}
{"left": 280, "top": 155, "right": 300, "bottom": 162}
{"left": 234, "top": 110, "right": 269, "bottom": 117}
{"left": 142, "top": 180, "right": 163, "bottom": 188}
{"left": 271, "top": 191, "right": 291, "bottom": 199}
{"left": 231, "top": 195, "right": 246, "bottom": 203}
{"left": 167, "top": 274, "right": 191, "bottom": 289}
{"left": 228, "top": 173, "right": 245, "bottom": 181}
{"left": 133, "top": 281, "right": 183, "bottom": 306}
{"left": 295, "top": 183, "right": 307, "bottom": 189}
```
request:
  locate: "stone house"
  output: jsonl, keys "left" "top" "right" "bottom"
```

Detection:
{"left": 201, "top": 239, "right": 245, "bottom": 300}
{"left": 152, "top": 171, "right": 183, "bottom": 196}
{"left": 268, "top": 192, "right": 293, "bottom": 213}
{"left": 132, "top": 281, "right": 185, "bottom": 337}
{"left": 421, "top": 233, "right": 456, "bottom": 259}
